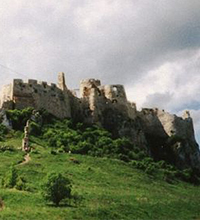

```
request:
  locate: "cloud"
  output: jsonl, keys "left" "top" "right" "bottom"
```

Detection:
{"left": 126, "top": 51, "right": 200, "bottom": 143}
{"left": 126, "top": 50, "right": 200, "bottom": 109}
{"left": 1, "top": 0, "right": 200, "bottom": 85}
{"left": 0, "top": 0, "right": 200, "bottom": 142}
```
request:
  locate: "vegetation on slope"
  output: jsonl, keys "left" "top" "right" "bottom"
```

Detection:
{"left": 0, "top": 108, "right": 199, "bottom": 219}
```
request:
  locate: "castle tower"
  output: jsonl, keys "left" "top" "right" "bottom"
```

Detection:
{"left": 182, "top": 110, "right": 191, "bottom": 119}
{"left": 103, "top": 85, "right": 127, "bottom": 103}
{"left": 80, "top": 79, "right": 101, "bottom": 98}
{"left": 58, "top": 72, "right": 67, "bottom": 91}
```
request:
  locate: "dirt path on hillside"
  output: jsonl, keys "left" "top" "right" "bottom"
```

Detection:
{"left": 19, "top": 153, "right": 31, "bottom": 165}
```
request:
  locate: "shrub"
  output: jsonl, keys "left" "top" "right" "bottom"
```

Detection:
{"left": 42, "top": 172, "right": 72, "bottom": 206}
{"left": 1, "top": 166, "right": 18, "bottom": 188}
{"left": 29, "top": 121, "right": 41, "bottom": 136}
{"left": 0, "top": 124, "right": 9, "bottom": 141}
{"left": 0, "top": 124, "right": 8, "bottom": 135}
{"left": 38, "top": 109, "right": 56, "bottom": 124}
{"left": 0, "top": 145, "right": 15, "bottom": 152}
{"left": 50, "top": 150, "right": 57, "bottom": 155}
{"left": 70, "top": 141, "right": 92, "bottom": 154}
{"left": 57, "top": 148, "right": 65, "bottom": 153}
{"left": 6, "top": 108, "right": 33, "bottom": 130}
{"left": 163, "top": 170, "right": 177, "bottom": 183}
{"left": 15, "top": 177, "right": 26, "bottom": 190}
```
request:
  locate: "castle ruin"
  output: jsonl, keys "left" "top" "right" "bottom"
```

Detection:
{"left": 0, "top": 73, "right": 200, "bottom": 170}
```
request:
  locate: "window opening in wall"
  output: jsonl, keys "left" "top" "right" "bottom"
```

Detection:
{"left": 112, "top": 87, "right": 117, "bottom": 92}
{"left": 112, "top": 99, "right": 117, "bottom": 103}
{"left": 98, "top": 90, "right": 101, "bottom": 96}
{"left": 112, "top": 87, "right": 118, "bottom": 96}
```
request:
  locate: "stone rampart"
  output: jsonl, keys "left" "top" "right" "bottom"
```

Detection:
{"left": 0, "top": 76, "right": 71, "bottom": 118}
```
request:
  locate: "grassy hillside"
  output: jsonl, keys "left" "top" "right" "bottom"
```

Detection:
{"left": 0, "top": 134, "right": 200, "bottom": 220}
{"left": 0, "top": 108, "right": 199, "bottom": 219}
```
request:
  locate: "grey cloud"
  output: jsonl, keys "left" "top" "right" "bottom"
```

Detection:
{"left": 143, "top": 92, "right": 174, "bottom": 110}
{"left": 1, "top": 0, "right": 200, "bottom": 142}
{"left": 1, "top": 0, "right": 200, "bottom": 88}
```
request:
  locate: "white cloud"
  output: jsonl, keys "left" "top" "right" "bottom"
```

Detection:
{"left": 126, "top": 50, "right": 200, "bottom": 144}
{"left": 126, "top": 50, "right": 200, "bottom": 110}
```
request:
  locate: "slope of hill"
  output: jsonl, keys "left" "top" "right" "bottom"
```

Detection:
{"left": 0, "top": 134, "right": 200, "bottom": 220}
{"left": 0, "top": 108, "right": 200, "bottom": 219}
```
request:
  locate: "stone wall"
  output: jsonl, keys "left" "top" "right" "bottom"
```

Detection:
{"left": 0, "top": 83, "right": 13, "bottom": 108}
{"left": 139, "top": 108, "right": 200, "bottom": 169}
{"left": 140, "top": 108, "right": 196, "bottom": 141}
{"left": 0, "top": 74, "right": 137, "bottom": 122}
{"left": 79, "top": 80, "right": 137, "bottom": 123}
{"left": 0, "top": 75, "right": 71, "bottom": 119}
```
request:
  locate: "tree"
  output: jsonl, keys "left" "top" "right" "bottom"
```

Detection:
{"left": 42, "top": 172, "right": 72, "bottom": 206}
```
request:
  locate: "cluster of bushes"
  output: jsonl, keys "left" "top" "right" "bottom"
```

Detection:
{"left": 0, "top": 145, "right": 15, "bottom": 152}
{"left": 130, "top": 158, "right": 200, "bottom": 184}
{"left": 1, "top": 166, "right": 26, "bottom": 190}
{"left": 6, "top": 108, "right": 34, "bottom": 130}
{"left": 5, "top": 108, "right": 57, "bottom": 132}
{"left": 40, "top": 119, "right": 147, "bottom": 162}
{"left": 1, "top": 165, "right": 79, "bottom": 206}
{"left": 0, "top": 124, "right": 8, "bottom": 141}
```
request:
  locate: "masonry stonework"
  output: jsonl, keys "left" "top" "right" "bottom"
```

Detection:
{"left": 0, "top": 72, "right": 200, "bottom": 170}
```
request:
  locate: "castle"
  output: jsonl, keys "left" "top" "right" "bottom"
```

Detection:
{"left": 0, "top": 73, "right": 200, "bottom": 170}
{"left": 0, "top": 72, "right": 137, "bottom": 122}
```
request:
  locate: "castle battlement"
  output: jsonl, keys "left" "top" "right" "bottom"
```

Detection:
{"left": 28, "top": 79, "right": 37, "bottom": 84}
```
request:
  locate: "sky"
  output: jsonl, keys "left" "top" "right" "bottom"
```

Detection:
{"left": 0, "top": 0, "right": 200, "bottom": 143}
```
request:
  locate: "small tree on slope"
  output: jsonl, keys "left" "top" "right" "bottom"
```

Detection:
{"left": 42, "top": 172, "right": 72, "bottom": 206}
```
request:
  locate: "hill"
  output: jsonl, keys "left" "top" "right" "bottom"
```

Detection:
{"left": 0, "top": 138, "right": 200, "bottom": 220}
{"left": 0, "top": 110, "right": 200, "bottom": 220}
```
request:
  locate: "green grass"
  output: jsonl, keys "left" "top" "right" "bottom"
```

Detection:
{"left": 0, "top": 137, "right": 199, "bottom": 220}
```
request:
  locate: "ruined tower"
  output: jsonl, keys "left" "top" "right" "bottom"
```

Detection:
{"left": 22, "top": 120, "right": 30, "bottom": 152}
{"left": 57, "top": 72, "right": 67, "bottom": 91}
{"left": 80, "top": 79, "right": 101, "bottom": 98}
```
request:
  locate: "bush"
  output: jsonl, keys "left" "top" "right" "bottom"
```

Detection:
{"left": 0, "top": 124, "right": 8, "bottom": 135}
{"left": 0, "top": 145, "right": 15, "bottom": 152}
{"left": 50, "top": 150, "right": 57, "bottom": 155}
{"left": 15, "top": 177, "right": 26, "bottom": 190}
{"left": 1, "top": 166, "right": 18, "bottom": 188}
{"left": 42, "top": 172, "right": 72, "bottom": 206}
{"left": 29, "top": 121, "right": 41, "bottom": 136}
{"left": 0, "top": 124, "right": 9, "bottom": 141}
{"left": 163, "top": 170, "right": 177, "bottom": 183}
{"left": 70, "top": 141, "right": 93, "bottom": 154}
{"left": 6, "top": 108, "right": 33, "bottom": 130}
